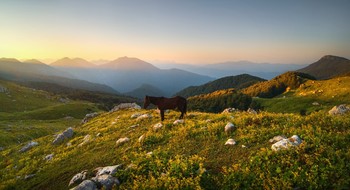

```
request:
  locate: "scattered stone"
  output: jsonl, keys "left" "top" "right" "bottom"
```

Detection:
{"left": 67, "top": 142, "right": 72, "bottom": 147}
{"left": 312, "top": 102, "right": 320, "bottom": 106}
{"left": 69, "top": 170, "right": 88, "bottom": 187}
{"left": 271, "top": 135, "right": 302, "bottom": 151}
{"left": 138, "top": 134, "right": 145, "bottom": 143}
{"left": 92, "top": 174, "right": 120, "bottom": 190}
{"left": 52, "top": 127, "right": 74, "bottom": 145}
{"left": 269, "top": 135, "right": 287, "bottom": 144}
{"left": 19, "top": 141, "right": 38, "bottom": 153}
{"left": 173, "top": 119, "right": 184, "bottom": 125}
{"left": 222, "top": 108, "right": 236, "bottom": 114}
{"left": 136, "top": 114, "right": 152, "bottom": 121}
{"left": 0, "top": 146, "right": 4, "bottom": 151}
{"left": 130, "top": 113, "right": 142, "bottom": 119}
{"left": 225, "top": 139, "right": 236, "bottom": 146}
{"left": 95, "top": 165, "right": 122, "bottom": 176}
{"left": 241, "top": 145, "right": 247, "bottom": 148}
{"left": 224, "top": 122, "right": 235, "bottom": 133}
{"left": 130, "top": 124, "right": 139, "bottom": 128}
{"left": 24, "top": 174, "right": 36, "bottom": 180}
{"left": 116, "top": 137, "right": 130, "bottom": 146}
{"left": 205, "top": 119, "right": 212, "bottom": 123}
{"left": 110, "top": 103, "right": 141, "bottom": 112}
{"left": 81, "top": 112, "right": 99, "bottom": 124}
{"left": 247, "top": 108, "right": 257, "bottom": 114}
{"left": 96, "top": 133, "right": 102, "bottom": 137}
{"left": 153, "top": 123, "right": 163, "bottom": 131}
{"left": 328, "top": 104, "right": 350, "bottom": 115}
{"left": 59, "top": 97, "right": 69, "bottom": 103}
{"left": 146, "top": 151, "right": 153, "bottom": 156}
{"left": 71, "top": 180, "right": 97, "bottom": 190}
{"left": 44, "top": 154, "right": 54, "bottom": 161}
{"left": 64, "top": 116, "right": 74, "bottom": 120}
{"left": 78, "top": 135, "right": 91, "bottom": 147}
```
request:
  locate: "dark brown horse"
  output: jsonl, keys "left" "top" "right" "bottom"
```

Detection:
{"left": 144, "top": 95, "right": 187, "bottom": 121}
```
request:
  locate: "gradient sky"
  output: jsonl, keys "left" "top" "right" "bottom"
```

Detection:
{"left": 0, "top": 0, "right": 349, "bottom": 64}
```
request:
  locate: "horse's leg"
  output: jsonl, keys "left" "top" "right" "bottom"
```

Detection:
{"left": 179, "top": 107, "right": 184, "bottom": 119}
{"left": 160, "top": 109, "right": 165, "bottom": 121}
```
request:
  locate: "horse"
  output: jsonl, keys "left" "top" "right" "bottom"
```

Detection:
{"left": 144, "top": 95, "right": 187, "bottom": 121}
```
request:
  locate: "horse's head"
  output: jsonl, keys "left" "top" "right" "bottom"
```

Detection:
{"left": 144, "top": 95, "right": 150, "bottom": 109}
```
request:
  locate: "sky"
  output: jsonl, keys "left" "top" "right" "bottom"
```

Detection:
{"left": 0, "top": 0, "right": 349, "bottom": 64}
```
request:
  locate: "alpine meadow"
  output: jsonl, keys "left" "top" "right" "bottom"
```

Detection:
{"left": 1, "top": 1, "right": 350, "bottom": 190}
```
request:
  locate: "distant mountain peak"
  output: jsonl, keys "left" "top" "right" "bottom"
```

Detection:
{"left": 51, "top": 57, "right": 95, "bottom": 68}
{"left": 24, "top": 59, "right": 44, "bottom": 65}
{"left": 298, "top": 55, "right": 350, "bottom": 79}
{"left": 0, "top": 58, "right": 21, "bottom": 63}
{"left": 319, "top": 55, "right": 348, "bottom": 62}
{"left": 101, "top": 56, "right": 159, "bottom": 71}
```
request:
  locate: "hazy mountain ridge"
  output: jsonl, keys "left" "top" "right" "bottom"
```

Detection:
{"left": 175, "top": 74, "right": 266, "bottom": 98}
{"left": 125, "top": 83, "right": 166, "bottom": 99}
{"left": 297, "top": 55, "right": 350, "bottom": 79}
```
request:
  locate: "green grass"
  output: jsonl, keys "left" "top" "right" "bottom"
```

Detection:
{"left": 1, "top": 109, "right": 349, "bottom": 189}
{"left": 254, "top": 76, "right": 350, "bottom": 114}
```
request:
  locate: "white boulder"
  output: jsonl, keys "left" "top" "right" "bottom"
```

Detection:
{"left": 271, "top": 135, "right": 302, "bottom": 151}
{"left": 52, "top": 127, "right": 74, "bottom": 145}
{"left": 116, "top": 137, "right": 129, "bottom": 146}
{"left": 225, "top": 139, "right": 236, "bottom": 146}
{"left": 19, "top": 141, "right": 38, "bottom": 153}
{"left": 110, "top": 103, "right": 141, "bottom": 112}
{"left": 224, "top": 122, "right": 235, "bottom": 133}
{"left": 173, "top": 119, "right": 184, "bottom": 125}
{"left": 153, "top": 123, "right": 163, "bottom": 131}
{"left": 329, "top": 104, "right": 350, "bottom": 115}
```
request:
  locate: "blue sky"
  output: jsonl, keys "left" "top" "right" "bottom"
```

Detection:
{"left": 0, "top": 0, "right": 349, "bottom": 64}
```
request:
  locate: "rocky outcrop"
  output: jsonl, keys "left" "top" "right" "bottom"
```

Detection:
{"left": 153, "top": 123, "right": 163, "bottom": 131}
{"left": 78, "top": 135, "right": 92, "bottom": 147}
{"left": 19, "top": 141, "right": 38, "bottom": 153}
{"left": 0, "top": 85, "right": 8, "bottom": 93}
{"left": 269, "top": 135, "right": 287, "bottom": 144}
{"left": 69, "top": 170, "right": 88, "bottom": 187}
{"left": 329, "top": 104, "right": 350, "bottom": 115}
{"left": 70, "top": 165, "right": 122, "bottom": 190}
{"left": 52, "top": 127, "right": 74, "bottom": 145}
{"left": 110, "top": 103, "right": 141, "bottom": 112}
{"left": 225, "top": 139, "right": 236, "bottom": 146}
{"left": 136, "top": 114, "right": 152, "bottom": 121}
{"left": 222, "top": 108, "right": 236, "bottom": 114}
{"left": 81, "top": 113, "right": 99, "bottom": 124}
{"left": 224, "top": 122, "right": 235, "bottom": 133}
{"left": 71, "top": 180, "right": 97, "bottom": 190}
{"left": 271, "top": 135, "right": 302, "bottom": 151}
{"left": 116, "top": 137, "right": 130, "bottom": 146}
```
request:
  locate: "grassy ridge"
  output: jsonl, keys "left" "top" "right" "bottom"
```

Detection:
{"left": 1, "top": 109, "right": 349, "bottom": 189}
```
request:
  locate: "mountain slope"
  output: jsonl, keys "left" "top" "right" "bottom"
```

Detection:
{"left": 0, "top": 58, "right": 118, "bottom": 94}
{"left": 51, "top": 57, "right": 96, "bottom": 68}
{"left": 242, "top": 71, "right": 315, "bottom": 98}
{"left": 125, "top": 83, "right": 166, "bottom": 99}
{"left": 297, "top": 55, "right": 350, "bottom": 79}
{"left": 175, "top": 74, "right": 266, "bottom": 98}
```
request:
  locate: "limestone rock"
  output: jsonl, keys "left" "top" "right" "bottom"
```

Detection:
{"left": 0, "top": 85, "right": 8, "bottom": 93}
{"left": 110, "top": 103, "right": 141, "bottom": 112}
{"left": 153, "top": 123, "right": 163, "bottom": 131}
{"left": 225, "top": 139, "right": 236, "bottom": 146}
{"left": 131, "top": 113, "right": 142, "bottom": 119}
{"left": 78, "top": 135, "right": 91, "bottom": 147}
{"left": 329, "top": 104, "right": 350, "bottom": 115}
{"left": 222, "top": 108, "right": 236, "bottom": 114}
{"left": 19, "top": 141, "right": 38, "bottom": 153}
{"left": 52, "top": 127, "right": 74, "bottom": 145}
{"left": 44, "top": 154, "right": 54, "bottom": 161}
{"left": 24, "top": 174, "right": 36, "bottom": 180}
{"left": 173, "top": 119, "right": 184, "bottom": 125}
{"left": 269, "top": 135, "right": 287, "bottom": 144}
{"left": 224, "top": 122, "right": 235, "bottom": 133}
{"left": 69, "top": 170, "right": 88, "bottom": 187}
{"left": 95, "top": 165, "right": 122, "bottom": 176}
{"left": 116, "top": 138, "right": 129, "bottom": 146}
{"left": 71, "top": 180, "right": 97, "bottom": 190}
{"left": 136, "top": 114, "right": 152, "bottom": 121}
{"left": 92, "top": 174, "right": 120, "bottom": 190}
{"left": 271, "top": 135, "right": 302, "bottom": 151}
{"left": 81, "top": 112, "right": 99, "bottom": 124}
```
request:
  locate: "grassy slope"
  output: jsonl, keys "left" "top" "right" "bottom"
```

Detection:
{"left": 254, "top": 76, "right": 350, "bottom": 114}
{"left": 1, "top": 108, "right": 349, "bottom": 189}
{"left": 0, "top": 80, "right": 100, "bottom": 148}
